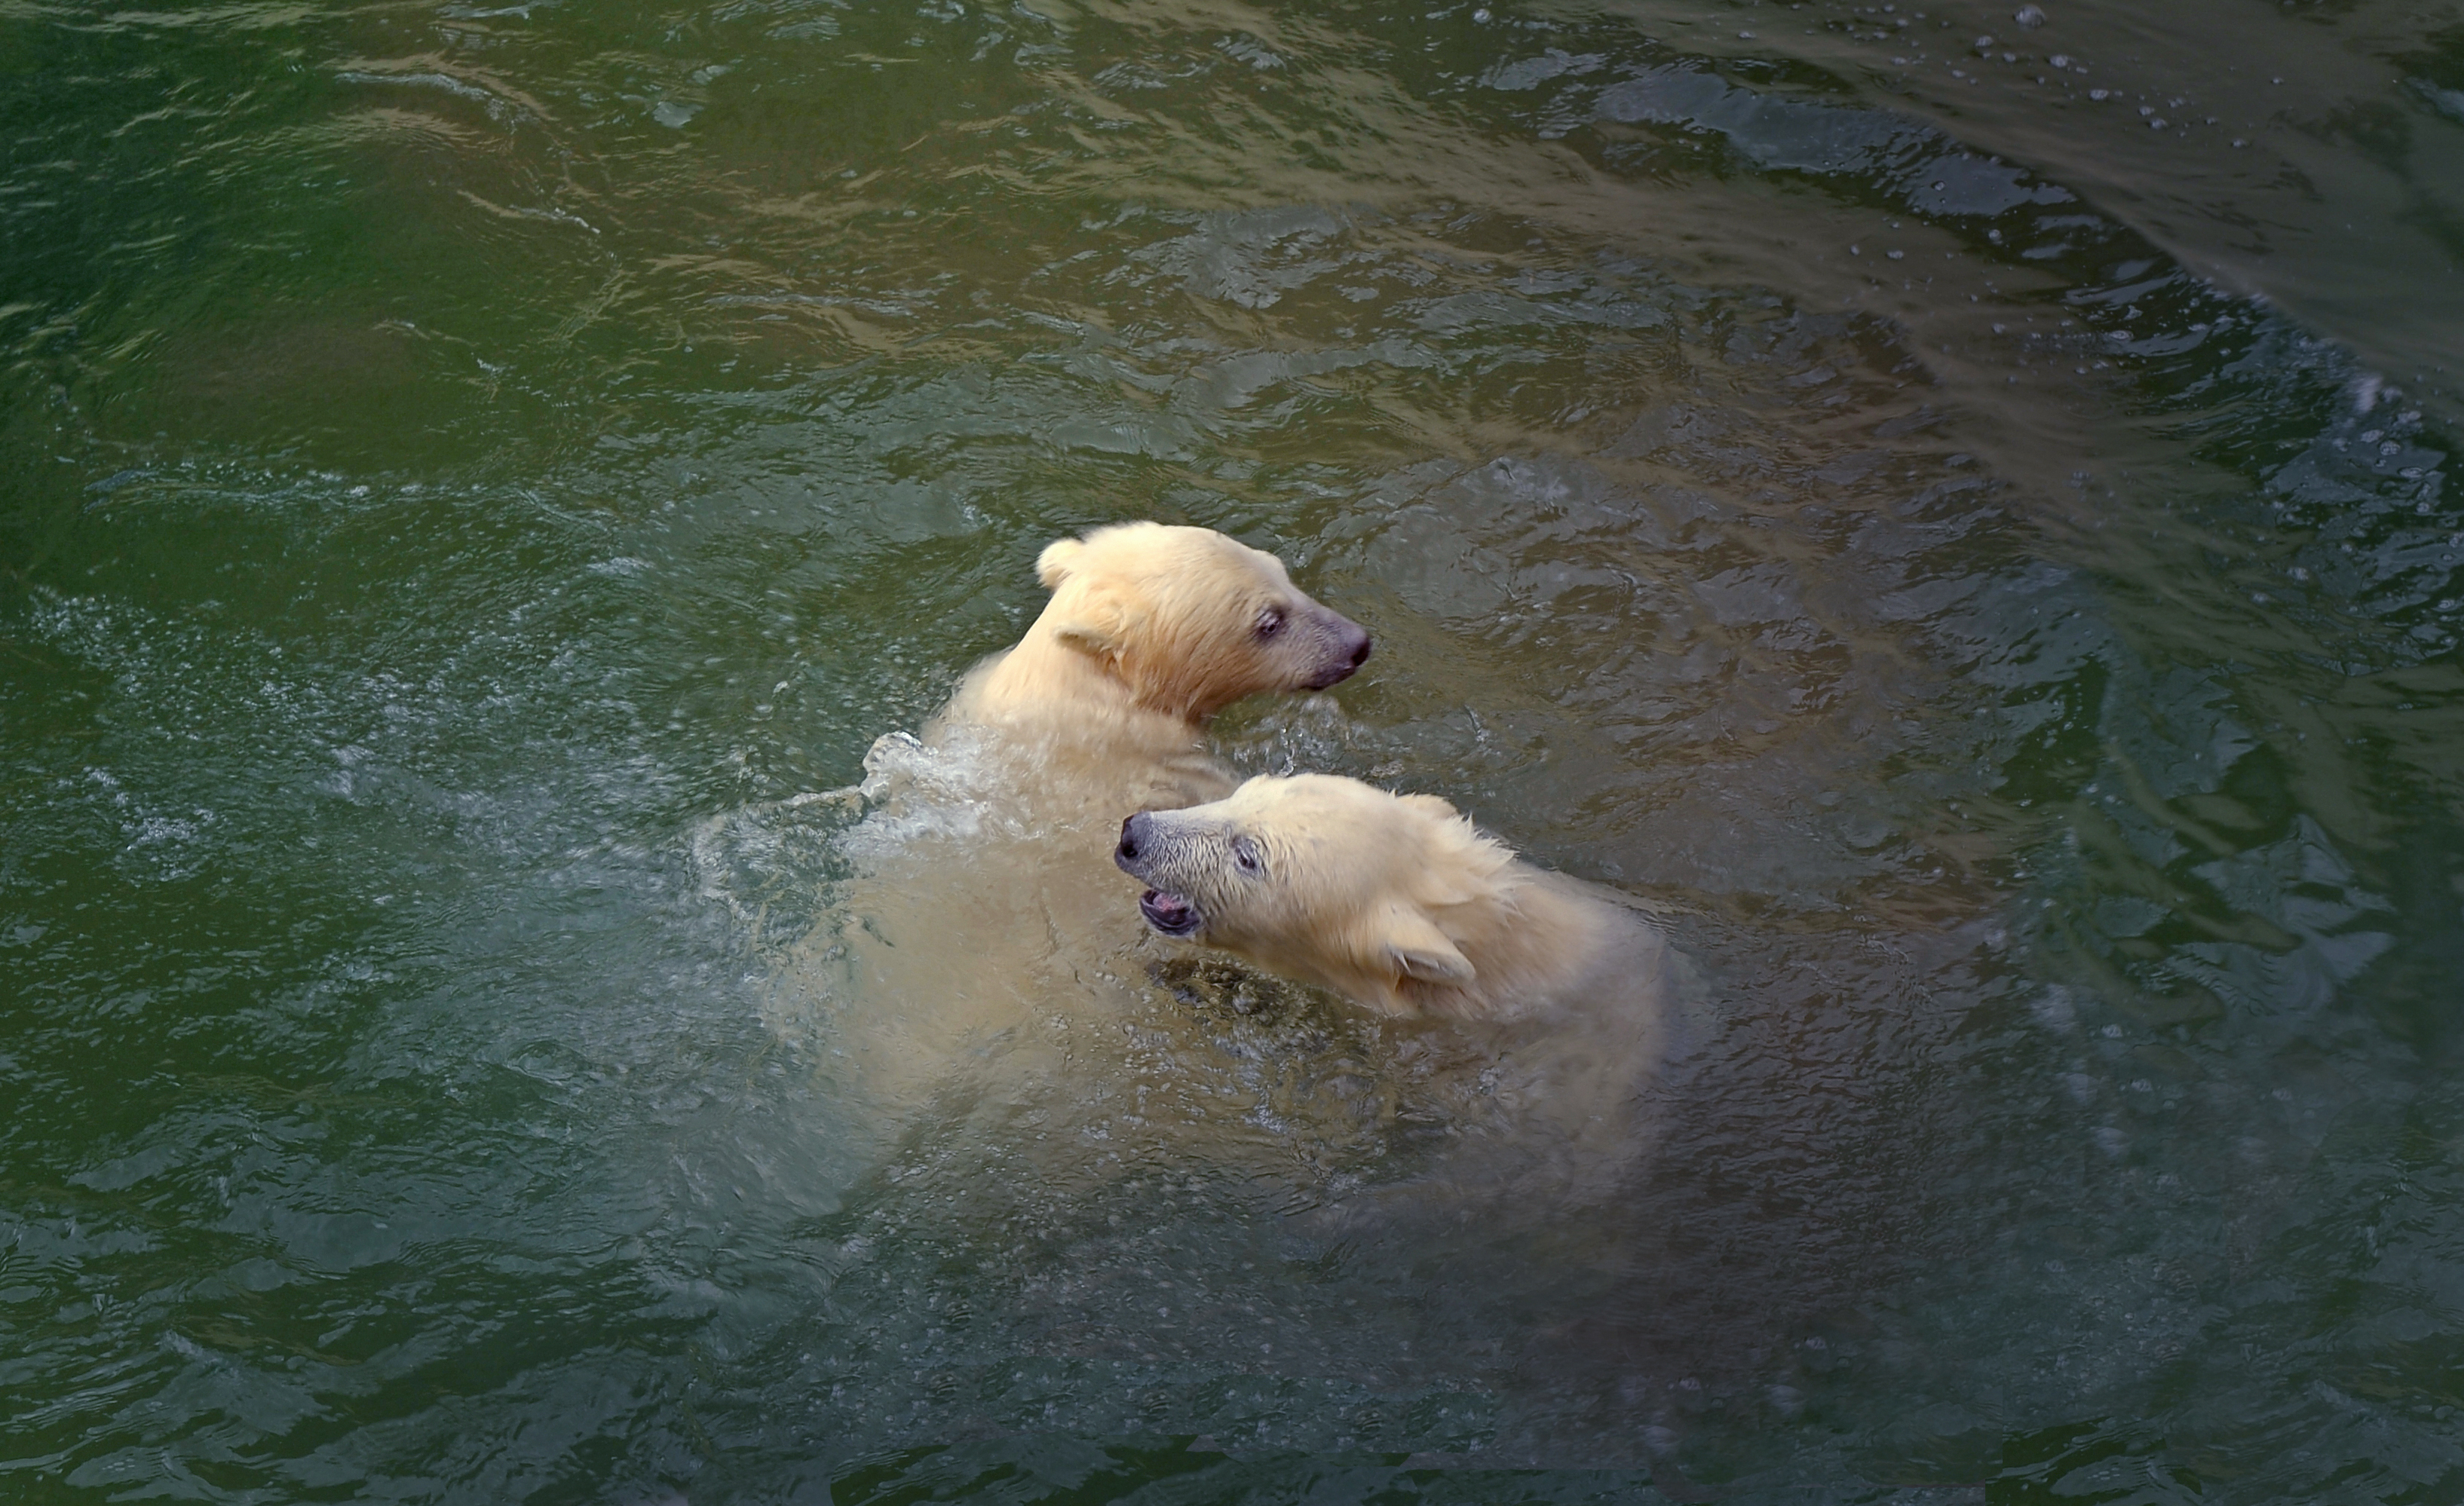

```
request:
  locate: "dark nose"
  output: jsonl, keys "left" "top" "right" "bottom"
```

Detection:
{"left": 1117, "top": 812, "right": 1148, "bottom": 864}
{"left": 1344, "top": 623, "right": 1372, "bottom": 669}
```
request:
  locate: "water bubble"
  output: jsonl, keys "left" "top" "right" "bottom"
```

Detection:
{"left": 2014, "top": 4, "right": 2047, "bottom": 26}
{"left": 2089, "top": 88, "right": 2109, "bottom": 100}
{"left": 2050, "top": 53, "right": 2070, "bottom": 66}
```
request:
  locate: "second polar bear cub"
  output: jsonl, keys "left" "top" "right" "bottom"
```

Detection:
{"left": 1113, "top": 773, "right": 1671, "bottom": 1024}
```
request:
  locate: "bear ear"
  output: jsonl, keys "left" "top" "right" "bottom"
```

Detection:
{"left": 1036, "top": 537, "right": 1086, "bottom": 590}
{"left": 1369, "top": 904, "right": 1475, "bottom": 986}
{"left": 1049, "top": 581, "right": 1135, "bottom": 660}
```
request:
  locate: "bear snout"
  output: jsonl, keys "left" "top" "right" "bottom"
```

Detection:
{"left": 1115, "top": 812, "right": 1151, "bottom": 870}
{"left": 1301, "top": 611, "right": 1373, "bottom": 690}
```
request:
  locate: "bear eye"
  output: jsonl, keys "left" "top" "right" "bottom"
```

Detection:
{"left": 1252, "top": 607, "right": 1286, "bottom": 640}
{"left": 1230, "top": 834, "right": 1264, "bottom": 875}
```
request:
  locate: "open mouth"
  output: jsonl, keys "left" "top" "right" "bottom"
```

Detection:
{"left": 1139, "top": 889, "right": 1203, "bottom": 938}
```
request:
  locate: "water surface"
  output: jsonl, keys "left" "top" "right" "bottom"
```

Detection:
{"left": 5, "top": 0, "right": 2462, "bottom": 1499}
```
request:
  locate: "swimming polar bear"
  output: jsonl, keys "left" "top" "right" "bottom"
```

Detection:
{"left": 1113, "top": 773, "right": 1672, "bottom": 1026}
{"left": 1111, "top": 773, "right": 1679, "bottom": 1188}
{"left": 718, "top": 525, "right": 1373, "bottom": 1167}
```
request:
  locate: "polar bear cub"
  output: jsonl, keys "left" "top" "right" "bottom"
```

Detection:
{"left": 753, "top": 528, "right": 1369, "bottom": 1152}
{"left": 925, "top": 522, "right": 1371, "bottom": 810}
{"left": 1112, "top": 773, "right": 1670, "bottom": 1025}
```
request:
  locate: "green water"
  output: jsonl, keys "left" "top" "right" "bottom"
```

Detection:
{"left": 5, "top": 0, "right": 2462, "bottom": 1498}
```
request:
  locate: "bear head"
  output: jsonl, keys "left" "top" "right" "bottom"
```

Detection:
{"left": 1112, "top": 773, "right": 1514, "bottom": 1010}
{"left": 1032, "top": 523, "right": 1371, "bottom": 723}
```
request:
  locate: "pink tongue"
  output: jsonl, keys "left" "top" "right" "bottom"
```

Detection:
{"left": 1142, "top": 889, "right": 1195, "bottom": 925}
